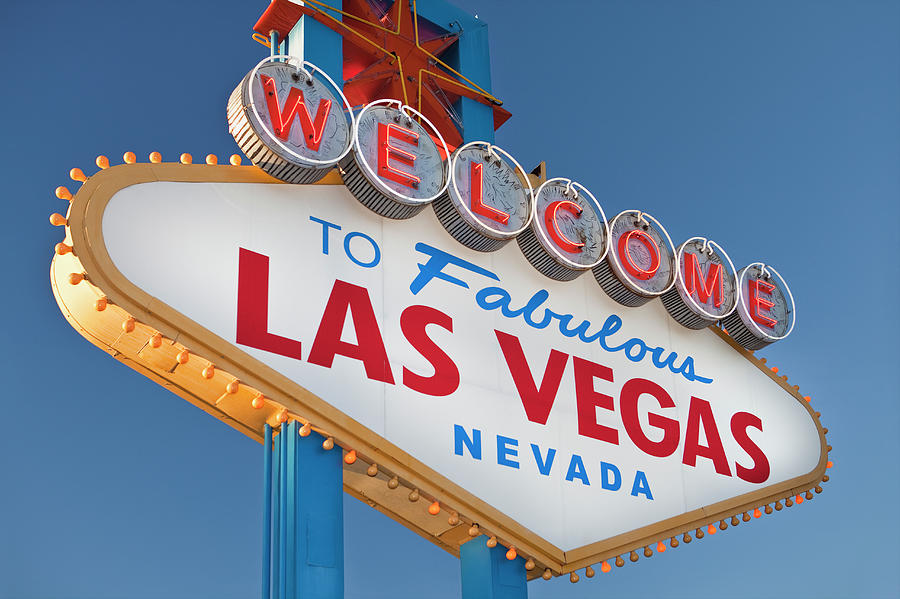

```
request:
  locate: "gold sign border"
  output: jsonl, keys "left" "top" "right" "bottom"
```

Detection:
{"left": 50, "top": 162, "right": 829, "bottom": 578}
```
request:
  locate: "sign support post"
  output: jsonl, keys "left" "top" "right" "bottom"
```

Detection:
{"left": 263, "top": 421, "right": 344, "bottom": 598}
{"left": 460, "top": 536, "right": 528, "bottom": 599}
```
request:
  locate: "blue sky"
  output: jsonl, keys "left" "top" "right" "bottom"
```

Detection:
{"left": 1, "top": 1, "right": 898, "bottom": 597}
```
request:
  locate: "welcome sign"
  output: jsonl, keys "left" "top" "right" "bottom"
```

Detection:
{"left": 50, "top": 160, "right": 827, "bottom": 576}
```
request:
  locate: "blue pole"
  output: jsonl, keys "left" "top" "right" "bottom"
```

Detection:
{"left": 460, "top": 536, "right": 528, "bottom": 599}
{"left": 262, "top": 425, "right": 273, "bottom": 599}
{"left": 272, "top": 430, "right": 281, "bottom": 598}
{"left": 279, "top": 423, "right": 288, "bottom": 599}
{"left": 285, "top": 421, "right": 297, "bottom": 597}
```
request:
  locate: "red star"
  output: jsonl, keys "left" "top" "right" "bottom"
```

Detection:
{"left": 256, "top": 0, "right": 511, "bottom": 149}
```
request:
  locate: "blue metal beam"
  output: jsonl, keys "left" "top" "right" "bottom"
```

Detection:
{"left": 460, "top": 536, "right": 528, "bottom": 599}
{"left": 263, "top": 422, "right": 343, "bottom": 598}
{"left": 416, "top": 0, "right": 496, "bottom": 142}
{"left": 262, "top": 425, "right": 273, "bottom": 599}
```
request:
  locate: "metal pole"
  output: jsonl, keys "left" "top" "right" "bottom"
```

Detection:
{"left": 269, "top": 30, "right": 278, "bottom": 58}
{"left": 460, "top": 536, "right": 528, "bottom": 599}
{"left": 262, "top": 425, "right": 273, "bottom": 599}
{"left": 279, "top": 423, "right": 288, "bottom": 599}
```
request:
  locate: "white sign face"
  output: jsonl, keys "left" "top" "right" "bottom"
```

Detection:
{"left": 101, "top": 182, "right": 821, "bottom": 552}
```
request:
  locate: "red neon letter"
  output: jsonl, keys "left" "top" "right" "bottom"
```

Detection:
{"left": 748, "top": 278, "right": 777, "bottom": 328}
{"left": 236, "top": 248, "right": 304, "bottom": 361}
{"left": 618, "top": 229, "right": 660, "bottom": 280}
{"left": 620, "top": 378, "right": 679, "bottom": 458}
{"left": 377, "top": 122, "right": 420, "bottom": 189}
{"left": 495, "top": 330, "right": 568, "bottom": 425}
{"left": 544, "top": 200, "right": 584, "bottom": 254}
{"left": 683, "top": 252, "right": 724, "bottom": 307}
{"left": 401, "top": 305, "right": 459, "bottom": 397}
{"left": 469, "top": 162, "right": 510, "bottom": 224}
{"left": 259, "top": 74, "right": 331, "bottom": 150}
{"left": 574, "top": 357, "right": 618, "bottom": 445}
{"left": 731, "top": 412, "right": 770, "bottom": 483}
{"left": 682, "top": 396, "right": 732, "bottom": 476}
{"left": 307, "top": 280, "right": 395, "bottom": 384}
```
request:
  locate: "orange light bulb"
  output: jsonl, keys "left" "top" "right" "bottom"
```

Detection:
{"left": 826, "top": 460, "right": 833, "bottom": 468}
{"left": 69, "top": 168, "right": 86, "bottom": 182}
{"left": 122, "top": 317, "right": 135, "bottom": 333}
{"left": 322, "top": 436, "right": 334, "bottom": 450}
{"left": 428, "top": 501, "right": 440, "bottom": 515}
{"left": 707, "top": 524, "right": 716, "bottom": 535}
{"left": 753, "top": 508, "right": 762, "bottom": 518}
{"left": 180, "top": 153, "right": 192, "bottom": 164}
{"left": 176, "top": 349, "right": 189, "bottom": 364}
{"left": 299, "top": 422, "right": 311, "bottom": 436}
{"left": 95, "top": 155, "right": 109, "bottom": 169}
{"left": 202, "top": 365, "right": 215, "bottom": 379}
{"left": 150, "top": 333, "right": 162, "bottom": 348}
{"left": 251, "top": 394, "right": 265, "bottom": 409}
{"left": 49, "top": 213, "right": 67, "bottom": 226}
{"left": 229, "top": 154, "right": 242, "bottom": 166}
{"left": 344, "top": 449, "right": 357, "bottom": 464}
{"left": 600, "top": 561, "right": 611, "bottom": 573}
{"left": 277, "top": 409, "right": 288, "bottom": 423}
{"left": 55, "top": 243, "right": 72, "bottom": 255}
{"left": 226, "top": 380, "right": 239, "bottom": 394}
{"left": 149, "top": 151, "right": 162, "bottom": 163}
{"left": 68, "top": 272, "right": 84, "bottom": 285}
{"left": 123, "top": 151, "right": 136, "bottom": 164}
{"left": 55, "top": 186, "right": 72, "bottom": 201}
{"left": 656, "top": 541, "right": 666, "bottom": 553}
{"left": 505, "top": 547, "right": 516, "bottom": 561}
{"left": 95, "top": 297, "right": 107, "bottom": 312}
{"left": 205, "top": 154, "right": 218, "bottom": 165}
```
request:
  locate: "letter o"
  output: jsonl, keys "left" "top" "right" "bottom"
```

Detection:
{"left": 618, "top": 229, "right": 660, "bottom": 280}
{"left": 343, "top": 231, "right": 381, "bottom": 268}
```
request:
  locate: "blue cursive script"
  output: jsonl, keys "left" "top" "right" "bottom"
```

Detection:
{"left": 410, "top": 243, "right": 713, "bottom": 384}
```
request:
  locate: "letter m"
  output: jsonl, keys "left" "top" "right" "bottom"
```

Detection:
{"left": 683, "top": 252, "right": 724, "bottom": 308}
{"left": 258, "top": 74, "right": 331, "bottom": 151}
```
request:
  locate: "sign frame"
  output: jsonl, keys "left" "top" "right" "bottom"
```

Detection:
{"left": 51, "top": 162, "right": 829, "bottom": 577}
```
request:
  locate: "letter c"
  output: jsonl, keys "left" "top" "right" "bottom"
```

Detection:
{"left": 544, "top": 200, "right": 584, "bottom": 254}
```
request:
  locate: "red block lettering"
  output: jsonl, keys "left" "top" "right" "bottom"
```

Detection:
{"left": 259, "top": 74, "right": 331, "bottom": 150}
{"left": 236, "top": 248, "right": 304, "bottom": 361}
{"left": 731, "top": 412, "right": 770, "bottom": 483}
{"left": 618, "top": 229, "right": 660, "bottom": 280}
{"left": 748, "top": 278, "right": 777, "bottom": 328}
{"left": 307, "top": 280, "right": 395, "bottom": 384}
{"left": 495, "top": 330, "right": 568, "bottom": 425}
{"left": 377, "top": 122, "right": 420, "bottom": 189}
{"left": 620, "top": 378, "right": 679, "bottom": 457}
{"left": 401, "top": 305, "right": 459, "bottom": 397}
{"left": 573, "top": 357, "right": 618, "bottom": 445}
{"left": 544, "top": 200, "right": 584, "bottom": 254}
{"left": 469, "top": 161, "right": 510, "bottom": 224}
{"left": 683, "top": 396, "right": 732, "bottom": 476}
{"left": 683, "top": 252, "right": 724, "bottom": 307}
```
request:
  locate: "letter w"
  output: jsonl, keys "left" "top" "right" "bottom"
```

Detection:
{"left": 495, "top": 330, "right": 568, "bottom": 425}
{"left": 683, "top": 252, "right": 724, "bottom": 308}
{"left": 259, "top": 74, "right": 331, "bottom": 150}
